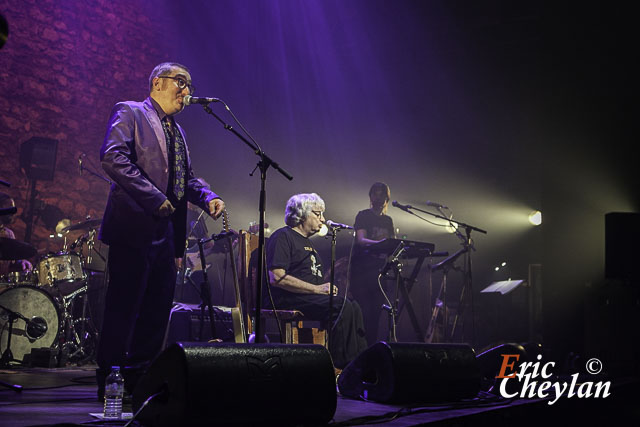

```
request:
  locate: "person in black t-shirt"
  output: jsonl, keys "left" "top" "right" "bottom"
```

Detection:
{"left": 266, "top": 193, "right": 367, "bottom": 368}
{"left": 350, "top": 182, "right": 396, "bottom": 345}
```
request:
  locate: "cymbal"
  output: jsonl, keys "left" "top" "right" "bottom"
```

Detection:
{"left": 0, "top": 237, "right": 37, "bottom": 260}
{"left": 61, "top": 218, "right": 102, "bottom": 233}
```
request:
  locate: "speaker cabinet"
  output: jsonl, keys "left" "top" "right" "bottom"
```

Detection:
{"left": 19, "top": 137, "right": 58, "bottom": 181}
{"left": 337, "top": 342, "right": 480, "bottom": 403}
{"left": 132, "top": 342, "right": 336, "bottom": 426}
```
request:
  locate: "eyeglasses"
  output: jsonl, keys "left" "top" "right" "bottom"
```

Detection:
{"left": 311, "top": 210, "right": 325, "bottom": 218}
{"left": 158, "top": 75, "right": 195, "bottom": 94}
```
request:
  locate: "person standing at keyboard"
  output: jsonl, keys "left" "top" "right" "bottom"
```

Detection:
{"left": 350, "top": 182, "right": 396, "bottom": 345}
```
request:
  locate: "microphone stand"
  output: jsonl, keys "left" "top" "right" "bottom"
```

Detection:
{"left": 0, "top": 304, "right": 25, "bottom": 391}
{"left": 394, "top": 202, "right": 487, "bottom": 346}
{"left": 197, "top": 236, "right": 217, "bottom": 341}
{"left": 79, "top": 161, "right": 113, "bottom": 185}
{"left": 379, "top": 242, "right": 406, "bottom": 343}
{"left": 325, "top": 226, "right": 344, "bottom": 349}
{"left": 180, "top": 210, "right": 207, "bottom": 300}
{"left": 200, "top": 103, "right": 292, "bottom": 344}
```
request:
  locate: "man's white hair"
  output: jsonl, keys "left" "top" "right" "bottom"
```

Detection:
{"left": 285, "top": 193, "right": 325, "bottom": 227}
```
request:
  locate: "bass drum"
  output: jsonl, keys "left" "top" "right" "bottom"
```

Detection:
{"left": 0, "top": 286, "right": 61, "bottom": 363}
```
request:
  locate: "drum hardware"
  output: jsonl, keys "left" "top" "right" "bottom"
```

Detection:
{"left": 60, "top": 217, "right": 102, "bottom": 234}
{"left": 0, "top": 270, "right": 36, "bottom": 286}
{"left": 58, "top": 284, "right": 98, "bottom": 364}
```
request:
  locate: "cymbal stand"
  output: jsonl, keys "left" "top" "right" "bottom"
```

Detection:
{"left": 425, "top": 247, "right": 467, "bottom": 343}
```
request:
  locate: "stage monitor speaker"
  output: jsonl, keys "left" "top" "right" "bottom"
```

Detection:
{"left": 19, "top": 137, "right": 58, "bottom": 181}
{"left": 132, "top": 342, "right": 337, "bottom": 426}
{"left": 605, "top": 212, "right": 640, "bottom": 282}
{"left": 337, "top": 342, "right": 480, "bottom": 403}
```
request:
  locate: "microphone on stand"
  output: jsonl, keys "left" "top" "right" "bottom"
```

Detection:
{"left": 184, "top": 95, "right": 220, "bottom": 106}
{"left": 426, "top": 200, "right": 448, "bottom": 209}
{"left": 78, "top": 154, "right": 84, "bottom": 176}
{"left": 391, "top": 200, "right": 412, "bottom": 212}
{"left": 325, "top": 220, "right": 354, "bottom": 230}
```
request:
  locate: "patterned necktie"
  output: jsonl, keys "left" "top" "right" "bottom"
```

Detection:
{"left": 161, "top": 116, "right": 185, "bottom": 201}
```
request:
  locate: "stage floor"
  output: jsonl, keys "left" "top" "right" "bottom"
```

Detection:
{"left": 0, "top": 365, "right": 637, "bottom": 426}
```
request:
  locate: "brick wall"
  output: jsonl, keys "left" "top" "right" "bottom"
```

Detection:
{"left": 0, "top": 0, "right": 172, "bottom": 255}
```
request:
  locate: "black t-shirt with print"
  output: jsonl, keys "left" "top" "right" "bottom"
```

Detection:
{"left": 353, "top": 209, "right": 394, "bottom": 254}
{"left": 266, "top": 226, "right": 324, "bottom": 288}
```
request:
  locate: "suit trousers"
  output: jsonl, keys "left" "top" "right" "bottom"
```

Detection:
{"left": 97, "top": 219, "right": 177, "bottom": 382}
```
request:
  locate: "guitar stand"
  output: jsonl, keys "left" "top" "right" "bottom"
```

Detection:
{"left": 424, "top": 247, "right": 467, "bottom": 343}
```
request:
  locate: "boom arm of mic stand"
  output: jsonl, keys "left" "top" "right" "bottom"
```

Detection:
{"left": 201, "top": 104, "right": 293, "bottom": 181}
{"left": 407, "top": 205, "right": 488, "bottom": 235}
{"left": 82, "top": 165, "right": 113, "bottom": 185}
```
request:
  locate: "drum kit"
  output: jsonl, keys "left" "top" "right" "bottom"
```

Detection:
{"left": 0, "top": 218, "right": 103, "bottom": 368}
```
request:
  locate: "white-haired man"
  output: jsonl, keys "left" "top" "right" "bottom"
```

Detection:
{"left": 266, "top": 193, "right": 367, "bottom": 368}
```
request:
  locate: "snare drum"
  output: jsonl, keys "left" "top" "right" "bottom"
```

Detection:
{"left": 0, "top": 286, "right": 61, "bottom": 362}
{"left": 1, "top": 270, "right": 37, "bottom": 286}
{"left": 37, "top": 252, "right": 86, "bottom": 294}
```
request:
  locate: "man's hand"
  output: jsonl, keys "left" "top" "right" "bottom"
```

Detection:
{"left": 156, "top": 199, "right": 175, "bottom": 217}
{"left": 20, "top": 260, "right": 33, "bottom": 272}
{"left": 317, "top": 282, "right": 338, "bottom": 296}
{"left": 208, "top": 198, "right": 225, "bottom": 219}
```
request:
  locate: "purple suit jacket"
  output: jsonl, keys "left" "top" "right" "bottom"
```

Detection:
{"left": 99, "top": 97, "right": 218, "bottom": 255}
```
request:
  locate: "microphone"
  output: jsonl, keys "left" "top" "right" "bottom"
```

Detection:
{"left": 426, "top": 200, "right": 448, "bottom": 209}
{"left": 184, "top": 95, "right": 220, "bottom": 106}
{"left": 391, "top": 200, "right": 412, "bottom": 212}
{"left": 78, "top": 154, "right": 84, "bottom": 176}
{"left": 0, "top": 178, "right": 10, "bottom": 187}
{"left": 25, "top": 317, "right": 48, "bottom": 340}
{"left": 325, "top": 220, "right": 354, "bottom": 230}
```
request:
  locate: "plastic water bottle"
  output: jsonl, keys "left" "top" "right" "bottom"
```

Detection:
{"left": 103, "top": 366, "right": 124, "bottom": 419}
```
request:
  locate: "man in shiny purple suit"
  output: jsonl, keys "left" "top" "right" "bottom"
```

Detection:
{"left": 96, "top": 62, "right": 225, "bottom": 398}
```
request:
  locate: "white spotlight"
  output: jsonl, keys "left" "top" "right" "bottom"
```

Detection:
{"left": 528, "top": 211, "right": 542, "bottom": 226}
